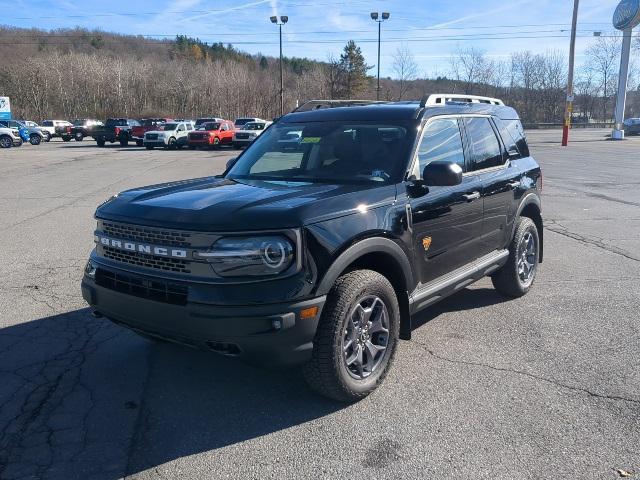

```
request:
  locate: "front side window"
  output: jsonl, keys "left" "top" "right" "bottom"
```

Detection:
{"left": 227, "top": 121, "right": 412, "bottom": 184}
{"left": 417, "top": 118, "right": 465, "bottom": 175}
{"left": 464, "top": 117, "right": 504, "bottom": 171}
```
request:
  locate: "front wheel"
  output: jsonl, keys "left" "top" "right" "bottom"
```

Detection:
{"left": 43, "top": 132, "right": 51, "bottom": 142}
{"left": 491, "top": 217, "right": 540, "bottom": 298}
{"left": 96, "top": 139, "right": 105, "bottom": 147}
{"left": 303, "top": 270, "right": 399, "bottom": 402}
{"left": 62, "top": 137, "right": 71, "bottom": 142}
{"left": 0, "top": 135, "right": 12, "bottom": 148}
{"left": 29, "top": 134, "right": 41, "bottom": 146}
{"left": 167, "top": 137, "right": 176, "bottom": 149}
{"left": 119, "top": 137, "right": 129, "bottom": 147}
{"left": 75, "top": 132, "right": 84, "bottom": 141}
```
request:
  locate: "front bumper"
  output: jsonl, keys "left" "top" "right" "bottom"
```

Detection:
{"left": 233, "top": 137, "right": 256, "bottom": 145}
{"left": 81, "top": 264, "right": 325, "bottom": 367}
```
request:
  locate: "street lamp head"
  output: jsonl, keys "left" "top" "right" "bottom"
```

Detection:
{"left": 370, "top": 12, "right": 379, "bottom": 20}
{"left": 280, "top": 15, "right": 288, "bottom": 24}
{"left": 382, "top": 12, "right": 390, "bottom": 20}
{"left": 270, "top": 16, "right": 278, "bottom": 23}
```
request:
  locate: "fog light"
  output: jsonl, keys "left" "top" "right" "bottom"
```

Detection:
{"left": 85, "top": 261, "right": 96, "bottom": 278}
{"left": 300, "top": 306, "right": 318, "bottom": 319}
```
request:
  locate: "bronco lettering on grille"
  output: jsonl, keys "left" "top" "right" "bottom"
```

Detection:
{"left": 97, "top": 235, "right": 188, "bottom": 258}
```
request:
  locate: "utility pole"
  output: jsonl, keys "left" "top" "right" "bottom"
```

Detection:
{"left": 562, "top": 0, "right": 579, "bottom": 147}
{"left": 270, "top": 15, "right": 289, "bottom": 116}
{"left": 370, "top": 12, "right": 390, "bottom": 101}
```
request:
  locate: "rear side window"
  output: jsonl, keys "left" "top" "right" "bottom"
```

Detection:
{"left": 463, "top": 118, "right": 504, "bottom": 171}
{"left": 42, "top": 121, "right": 53, "bottom": 127}
{"left": 417, "top": 118, "right": 466, "bottom": 173}
{"left": 496, "top": 119, "right": 530, "bottom": 158}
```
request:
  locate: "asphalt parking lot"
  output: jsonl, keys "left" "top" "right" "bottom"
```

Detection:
{"left": 0, "top": 130, "right": 638, "bottom": 479}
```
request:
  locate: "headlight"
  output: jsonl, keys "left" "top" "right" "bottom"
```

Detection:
{"left": 198, "top": 236, "right": 295, "bottom": 277}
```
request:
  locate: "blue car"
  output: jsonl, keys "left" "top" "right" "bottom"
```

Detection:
{"left": 0, "top": 120, "right": 44, "bottom": 145}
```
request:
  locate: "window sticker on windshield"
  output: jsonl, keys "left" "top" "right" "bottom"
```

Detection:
{"left": 301, "top": 137, "right": 321, "bottom": 144}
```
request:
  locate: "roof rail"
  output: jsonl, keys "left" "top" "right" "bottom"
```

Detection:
{"left": 422, "top": 94, "right": 505, "bottom": 107}
{"left": 292, "top": 99, "right": 387, "bottom": 113}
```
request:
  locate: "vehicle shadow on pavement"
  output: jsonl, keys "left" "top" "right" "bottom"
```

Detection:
{"left": 411, "top": 287, "right": 510, "bottom": 330}
{"left": 0, "top": 308, "right": 343, "bottom": 479}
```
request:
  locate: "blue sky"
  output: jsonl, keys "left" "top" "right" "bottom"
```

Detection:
{"left": 7, "top": 0, "right": 623, "bottom": 77}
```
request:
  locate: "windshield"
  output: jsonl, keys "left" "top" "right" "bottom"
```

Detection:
{"left": 244, "top": 122, "right": 266, "bottom": 130}
{"left": 199, "top": 123, "right": 220, "bottom": 131}
{"left": 227, "top": 121, "right": 412, "bottom": 184}
{"left": 161, "top": 123, "right": 178, "bottom": 131}
{"left": 106, "top": 119, "right": 127, "bottom": 127}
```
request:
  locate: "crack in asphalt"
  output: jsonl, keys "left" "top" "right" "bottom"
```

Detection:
{"left": 545, "top": 219, "right": 640, "bottom": 262}
{"left": 0, "top": 314, "right": 122, "bottom": 479}
{"left": 410, "top": 340, "right": 640, "bottom": 406}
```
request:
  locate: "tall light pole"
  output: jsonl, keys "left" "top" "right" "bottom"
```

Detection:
{"left": 270, "top": 15, "right": 288, "bottom": 116}
{"left": 562, "top": 0, "right": 579, "bottom": 147}
{"left": 370, "top": 12, "right": 390, "bottom": 101}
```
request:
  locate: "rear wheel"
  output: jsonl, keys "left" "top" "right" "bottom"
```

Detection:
{"left": 29, "top": 134, "right": 41, "bottom": 146}
{"left": 75, "top": 132, "right": 84, "bottom": 141}
{"left": 167, "top": 137, "right": 176, "bottom": 149}
{"left": 42, "top": 132, "right": 51, "bottom": 142}
{"left": 119, "top": 137, "right": 129, "bottom": 147}
{"left": 62, "top": 137, "right": 71, "bottom": 142}
{"left": 0, "top": 135, "right": 12, "bottom": 148}
{"left": 303, "top": 270, "right": 399, "bottom": 402}
{"left": 491, "top": 217, "right": 540, "bottom": 298}
{"left": 96, "top": 138, "right": 105, "bottom": 147}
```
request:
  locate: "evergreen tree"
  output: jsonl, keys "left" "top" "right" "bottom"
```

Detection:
{"left": 338, "top": 40, "right": 372, "bottom": 97}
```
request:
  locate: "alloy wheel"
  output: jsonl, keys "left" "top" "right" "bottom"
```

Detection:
{"left": 341, "top": 295, "right": 390, "bottom": 379}
{"left": 517, "top": 230, "right": 537, "bottom": 285}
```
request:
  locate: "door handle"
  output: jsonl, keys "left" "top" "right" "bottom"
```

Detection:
{"left": 507, "top": 180, "right": 521, "bottom": 189}
{"left": 462, "top": 191, "right": 481, "bottom": 202}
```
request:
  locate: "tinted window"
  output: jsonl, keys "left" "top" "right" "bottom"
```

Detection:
{"left": 42, "top": 121, "right": 53, "bottom": 127}
{"left": 106, "top": 119, "right": 127, "bottom": 127}
{"left": 417, "top": 118, "right": 466, "bottom": 173}
{"left": 464, "top": 118, "right": 503, "bottom": 171}
{"left": 496, "top": 119, "right": 529, "bottom": 158}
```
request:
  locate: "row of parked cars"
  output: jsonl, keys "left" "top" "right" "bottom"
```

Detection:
{"left": 89, "top": 117, "right": 272, "bottom": 150}
{"left": 0, "top": 116, "right": 273, "bottom": 150}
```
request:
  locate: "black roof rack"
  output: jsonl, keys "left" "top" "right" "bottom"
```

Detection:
{"left": 292, "top": 100, "right": 387, "bottom": 113}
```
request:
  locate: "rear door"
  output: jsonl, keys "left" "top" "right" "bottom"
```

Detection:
{"left": 461, "top": 116, "right": 521, "bottom": 255}
{"left": 407, "top": 116, "right": 485, "bottom": 285}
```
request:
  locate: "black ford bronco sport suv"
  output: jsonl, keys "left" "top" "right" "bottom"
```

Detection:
{"left": 82, "top": 95, "right": 543, "bottom": 402}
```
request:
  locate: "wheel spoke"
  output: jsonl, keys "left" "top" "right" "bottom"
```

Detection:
{"left": 365, "top": 340, "right": 385, "bottom": 372}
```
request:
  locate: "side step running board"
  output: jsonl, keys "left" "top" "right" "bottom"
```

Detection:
{"left": 409, "top": 249, "right": 509, "bottom": 314}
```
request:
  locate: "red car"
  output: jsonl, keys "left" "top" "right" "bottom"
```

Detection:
{"left": 131, "top": 118, "right": 173, "bottom": 147}
{"left": 188, "top": 120, "right": 234, "bottom": 149}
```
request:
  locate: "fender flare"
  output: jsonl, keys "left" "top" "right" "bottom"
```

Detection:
{"left": 316, "top": 237, "right": 414, "bottom": 296}
{"left": 513, "top": 192, "right": 544, "bottom": 262}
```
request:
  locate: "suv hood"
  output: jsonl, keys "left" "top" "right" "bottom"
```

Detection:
{"left": 96, "top": 176, "right": 397, "bottom": 231}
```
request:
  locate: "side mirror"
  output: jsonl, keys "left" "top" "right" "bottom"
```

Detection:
{"left": 226, "top": 157, "right": 238, "bottom": 171}
{"left": 422, "top": 161, "right": 463, "bottom": 187}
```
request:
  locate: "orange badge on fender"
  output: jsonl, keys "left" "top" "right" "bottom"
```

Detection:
{"left": 422, "top": 236, "right": 432, "bottom": 251}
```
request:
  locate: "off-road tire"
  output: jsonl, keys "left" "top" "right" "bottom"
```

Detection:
{"left": 491, "top": 217, "right": 540, "bottom": 298}
{"left": 303, "top": 269, "right": 400, "bottom": 402}
{"left": 119, "top": 137, "right": 129, "bottom": 147}
{"left": 96, "top": 138, "right": 105, "bottom": 147}
{"left": 29, "top": 134, "right": 41, "bottom": 146}
{"left": 167, "top": 137, "right": 176, "bottom": 149}
{"left": 75, "top": 132, "right": 84, "bottom": 141}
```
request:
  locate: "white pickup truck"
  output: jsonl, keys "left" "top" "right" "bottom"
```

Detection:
{"left": 143, "top": 121, "right": 195, "bottom": 149}
{"left": 232, "top": 120, "right": 273, "bottom": 148}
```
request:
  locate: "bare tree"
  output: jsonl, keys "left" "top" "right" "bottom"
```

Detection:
{"left": 585, "top": 34, "right": 621, "bottom": 121}
{"left": 392, "top": 44, "right": 418, "bottom": 100}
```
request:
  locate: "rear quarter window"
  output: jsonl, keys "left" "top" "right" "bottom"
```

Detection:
{"left": 496, "top": 119, "right": 530, "bottom": 158}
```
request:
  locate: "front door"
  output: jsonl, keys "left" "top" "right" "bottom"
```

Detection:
{"left": 407, "top": 117, "right": 484, "bottom": 286}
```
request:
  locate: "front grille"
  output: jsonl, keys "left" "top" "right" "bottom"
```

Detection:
{"left": 235, "top": 133, "right": 249, "bottom": 139}
{"left": 103, "top": 246, "right": 191, "bottom": 273}
{"left": 146, "top": 134, "right": 158, "bottom": 140}
{"left": 95, "top": 268, "right": 188, "bottom": 305}
{"left": 102, "top": 221, "right": 191, "bottom": 247}
{"left": 190, "top": 133, "right": 206, "bottom": 140}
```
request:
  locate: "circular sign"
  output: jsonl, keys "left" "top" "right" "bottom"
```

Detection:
{"left": 613, "top": 0, "right": 640, "bottom": 30}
